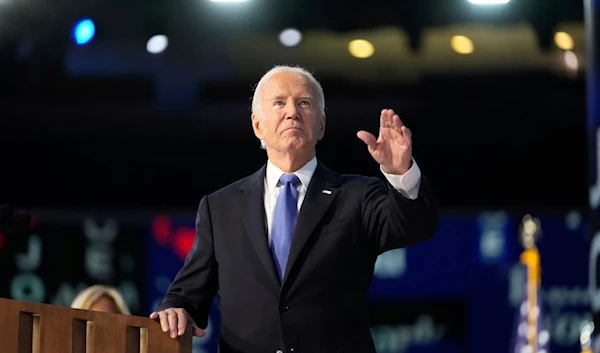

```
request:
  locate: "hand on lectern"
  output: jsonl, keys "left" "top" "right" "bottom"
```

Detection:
{"left": 150, "top": 308, "right": 206, "bottom": 339}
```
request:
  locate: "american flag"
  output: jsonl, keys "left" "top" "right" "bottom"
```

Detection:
{"left": 510, "top": 263, "right": 550, "bottom": 353}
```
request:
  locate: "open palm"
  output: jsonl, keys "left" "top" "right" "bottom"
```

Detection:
{"left": 357, "top": 109, "right": 413, "bottom": 175}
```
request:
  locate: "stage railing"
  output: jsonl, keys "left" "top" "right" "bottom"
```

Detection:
{"left": 0, "top": 297, "right": 192, "bottom": 353}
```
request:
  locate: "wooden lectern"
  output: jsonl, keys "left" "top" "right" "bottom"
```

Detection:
{"left": 0, "top": 297, "right": 192, "bottom": 353}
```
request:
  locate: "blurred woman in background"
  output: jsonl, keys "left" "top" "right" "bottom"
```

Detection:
{"left": 71, "top": 284, "right": 131, "bottom": 315}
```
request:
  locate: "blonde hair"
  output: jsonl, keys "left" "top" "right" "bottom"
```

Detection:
{"left": 71, "top": 285, "right": 131, "bottom": 315}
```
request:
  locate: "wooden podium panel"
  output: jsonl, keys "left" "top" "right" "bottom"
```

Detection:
{"left": 0, "top": 297, "right": 192, "bottom": 353}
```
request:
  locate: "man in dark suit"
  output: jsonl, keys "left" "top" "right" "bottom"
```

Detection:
{"left": 150, "top": 65, "right": 439, "bottom": 353}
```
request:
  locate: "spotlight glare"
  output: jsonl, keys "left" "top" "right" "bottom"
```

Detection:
{"left": 146, "top": 35, "right": 169, "bottom": 54}
{"left": 72, "top": 18, "right": 96, "bottom": 46}
{"left": 348, "top": 39, "right": 375, "bottom": 59}
{"left": 279, "top": 28, "right": 302, "bottom": 47}
{"left": 467, "top": 0, "right": 510, "bottom": 4}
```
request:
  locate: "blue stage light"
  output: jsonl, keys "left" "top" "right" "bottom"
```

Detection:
{"left": 72, "top": 19, "right": 96, "bottom": 45}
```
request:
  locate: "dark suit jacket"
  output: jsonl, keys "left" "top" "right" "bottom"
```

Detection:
{"left": 157, "top": 162, "right": 439, "bottom": 353}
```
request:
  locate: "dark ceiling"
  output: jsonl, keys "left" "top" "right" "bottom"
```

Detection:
{"left": 0, "top": 0, "right": 588, "bottom": 212}
{"left": 0, "top": 0, "right": 585, "bottom": 43}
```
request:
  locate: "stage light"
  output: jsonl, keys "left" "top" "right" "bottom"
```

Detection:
{"left": 564, "top": 50, "right": 579, "bottom": 71}
{"left": 348, "top": 39, "right": 374, "bottom": 59}
{"left": 146, "top": 35, "right": 168, "bottom": 54}
{"left": 279, "top": 28, "right": 302, "bottom": 47}
{"left": 209, "top": 0, "right": 248, "bottom": 2}
{"left": 554, "top": 31, "right": 574, "bottom": 50}
{"left": 451, "top": 35, "right": 474, "bottom": 54}
{"left": 467, "top": 0, "right": 510, "bottom": 4}
{"left": 72, "top": 19, "right": 96, "bottom": 46}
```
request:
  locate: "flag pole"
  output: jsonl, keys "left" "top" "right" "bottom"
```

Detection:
{"left": 518, "top": 215, "right": 542, "bottom": 353}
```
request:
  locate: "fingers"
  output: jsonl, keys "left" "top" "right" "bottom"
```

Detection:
{"left": 380, "top": 109, "right": 395, "bottom": 128}
{"left": 363, "top": 108, "right": 409, "bottom": 149}
{"left": 381, "top": 109, "right": 405, "bottom": 129}
{"left": 168, "top": 311, "right": 179, "bottom": 338}
{"left": 158, "top": 311, "right": 168, "bottom": 332}
{"left": 156, "top": 308, "right": 189, "bottom": 339}
{"left": 177, "top": 311, "right": 188, "bottom": 336}
{"left": 380, "top": 109, "right": 387, "bottom": 129}
{"left": 401, "top": 126, "right": 412, "bottom": 140}
{"left": 192, "top": 325, "right": 207, "bottom": 337}
{"left": 391, "top": 114, "right": 404, "bottom": 130}
{"left": 356, "top": 130, "right": 377, "bottom": 150}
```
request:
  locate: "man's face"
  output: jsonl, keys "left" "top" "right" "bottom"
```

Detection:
{"left": 252, "top": 72, "right": 325, "bottom": 154}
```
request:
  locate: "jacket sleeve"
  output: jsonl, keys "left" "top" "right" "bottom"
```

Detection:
{"left": 361, "top": 174, "right": 439, "bottom": 255}
{"left": 155, "top": 196, "right": 219, "bottom": 329}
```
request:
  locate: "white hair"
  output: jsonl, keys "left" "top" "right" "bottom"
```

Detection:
{"left": 251, "top": 65, "right": 326, "bottom": 149}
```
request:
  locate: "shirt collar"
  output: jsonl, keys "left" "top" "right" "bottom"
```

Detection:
{"left": 265, "top": 157, "right": 317, "bottom": 193}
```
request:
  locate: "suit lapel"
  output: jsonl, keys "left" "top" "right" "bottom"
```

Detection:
{"left": 282, "top": 163, "right": 341, "bottom": 285}
{"left": 237, "top": 166, "right": 280, "bottom": 285}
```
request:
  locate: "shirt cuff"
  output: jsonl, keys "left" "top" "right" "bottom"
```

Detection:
{"left": 380, "top": 158, "right": 422, "bottom": 200}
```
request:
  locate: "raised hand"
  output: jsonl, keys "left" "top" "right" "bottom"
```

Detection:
{"left": 150, "top": 308, "right": 206, "bottom": 339}
{"left": 357, "top": 109, "right": 413, "bottom": 175}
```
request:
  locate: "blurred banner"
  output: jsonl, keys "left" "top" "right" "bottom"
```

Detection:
{"left": 0, "top": 213, "right": 147, "bottom": 314}
{"left": 0, "top": 210, "right": 588, "bottom": 353}
{"left": 369, "top": 299, "right": 467, "bottom": 353}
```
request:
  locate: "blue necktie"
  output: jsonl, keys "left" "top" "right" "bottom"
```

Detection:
{"left": 270, "top": 173, "right": 300, "bottom": 280}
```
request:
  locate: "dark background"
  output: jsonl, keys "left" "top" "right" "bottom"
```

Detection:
{"left": 0, "top": 0, "right": 589, "bottom": 352}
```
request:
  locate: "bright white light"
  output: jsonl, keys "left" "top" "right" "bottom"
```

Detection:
{"left": 146, "top": 35, "right": 168, "bottom": 54}
{"left": 564, "top": 50, "right": 579, "bottom": 71}
{"left": 468, "top": 0, "right": 510, "bottom": 4}
{"left": 279, "top": 28, "right": 302, "bottom": 47}
{"left": 210, "top": 0, "right": 248, "bottom": 2}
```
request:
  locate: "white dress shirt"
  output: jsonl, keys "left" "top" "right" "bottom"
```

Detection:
{"left": 263, "top": 157, "right": 422, "bottom": 241}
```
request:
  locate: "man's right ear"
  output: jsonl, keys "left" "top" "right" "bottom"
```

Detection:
{"left": 251, "top": 114, "right": 264, "bottom": 140}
